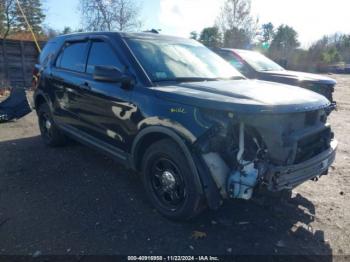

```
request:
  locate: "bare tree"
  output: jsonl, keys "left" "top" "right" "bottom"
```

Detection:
{"left": 216, "top": 0, "right": 257, "bottom": 48}
{"left": 1, "top": 0, "right": 45, "bottom": 39}
{"left": 0, "top": 0, "right": 16, "bottom": 39}
{"left": 80, "top": 0, "right": 142, "bottom": 32}
{"left": 217, "top": 0, "right": 252, "bottom": 31}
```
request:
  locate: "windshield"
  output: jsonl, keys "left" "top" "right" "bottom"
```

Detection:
{"left": 236, "top": 50, "right": 285, "bottom": 72}
{"left": 126, "top": 38, "right": 243, "bottom": 82}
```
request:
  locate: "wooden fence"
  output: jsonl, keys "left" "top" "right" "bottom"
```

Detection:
{"left": 0, "top": 39, "right": 46, "bottom": 89}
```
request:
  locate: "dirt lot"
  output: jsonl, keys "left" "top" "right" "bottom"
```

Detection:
{"left": 0, "top": 75, "right": 349, "bottom": 258}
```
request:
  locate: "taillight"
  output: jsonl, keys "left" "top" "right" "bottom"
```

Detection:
{"left": 32, "top": 65, "right": 40, "bottom": 90}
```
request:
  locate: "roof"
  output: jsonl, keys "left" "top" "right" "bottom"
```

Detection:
{"left": 119, "top": 32, "right": 194, "bottom": 42}
{"left": 55, "top": 31, "right": 195, "bottom": 43}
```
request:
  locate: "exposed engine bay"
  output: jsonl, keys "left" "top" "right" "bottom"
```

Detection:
{"left": 195, "top": 107, "right": 337, "bottom": 200}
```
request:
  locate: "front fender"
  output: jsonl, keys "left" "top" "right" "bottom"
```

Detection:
{"left": 131, "top": 125, "right": 223, "bottom": 210}
{"left": 131, "top": 125, "right": 203, "bottom": 192}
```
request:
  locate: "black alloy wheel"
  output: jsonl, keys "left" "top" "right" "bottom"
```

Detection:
{"left": 141, "top": 139, "right": 205, "bottom": 220}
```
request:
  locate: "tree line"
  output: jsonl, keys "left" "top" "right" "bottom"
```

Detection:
{"left": 0, "top": 0, "right": 45, "bottom": 39}
{"left": 191, "top": 0, "right": 350, "bottom": 72}
{"left": 0, "top": 0, "right": 142, "bottom": 40}
{"left": 1, "top": 0, "right": 349, "bottom": 72}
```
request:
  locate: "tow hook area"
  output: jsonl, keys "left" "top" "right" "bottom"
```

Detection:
{"left": 199, "top": 107, "right": 336, "bottom": 204}
{"left": 227, "top": 162, "right": 258, "bottom": 200}
{"left": 227, "top": 123, "right": 259, "bottom": 200}
{"left": 202, "top": 122, "right": 261, "bottom": 201}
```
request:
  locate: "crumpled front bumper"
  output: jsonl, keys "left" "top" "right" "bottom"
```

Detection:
{"left": 266, "top": 140, "right": 338, "bottom": 191}
{"left": 325, "top": 102, "right": 337, "bottom": 115}
{"left": 0, "top": 88, "right": 32, "bottom": 122}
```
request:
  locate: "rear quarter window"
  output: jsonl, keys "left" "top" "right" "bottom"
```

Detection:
{"left": 56, "top": 42, "right": 89, "bottom": 73}
{"left": 39, "top": 41, "right": 58, "bottom": 65}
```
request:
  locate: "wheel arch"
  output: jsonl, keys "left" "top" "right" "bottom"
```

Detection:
{"left": 131, "top": 126, "right": 203, "bottom": 195}
{"left": 132, "top": 126, "right": 193, "bottom": 170}
{"left": 34, "top": 91, "right": 50, "bottom": 111}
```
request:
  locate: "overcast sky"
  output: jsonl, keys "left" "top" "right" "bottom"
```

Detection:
{"left": 44, "top": 0, "right": 350, "bottom": 47}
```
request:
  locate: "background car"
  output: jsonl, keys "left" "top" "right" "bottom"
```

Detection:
{"left": 215, "top": 48, "right": 337, "bottom": 105}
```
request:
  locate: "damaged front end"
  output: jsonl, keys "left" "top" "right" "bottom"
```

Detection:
{"left": 300, "top": 82, "right": 337, "bottom": 113}
{"left": 194, "top": 107, "right": 337, "bottom": 202}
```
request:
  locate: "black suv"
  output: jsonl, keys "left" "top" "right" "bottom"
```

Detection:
{"left": 214, "top": 48, "right": 337, "bottom": 106}
{"left": 33, "top": 32, "right": 337, "bottom": 220}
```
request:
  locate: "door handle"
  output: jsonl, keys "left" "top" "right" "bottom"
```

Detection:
{"left": 79, "top": 82, "right": 91, "bottom": 91}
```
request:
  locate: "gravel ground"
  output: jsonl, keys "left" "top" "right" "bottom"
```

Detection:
{"left": 0, "top": 75, "right": 349, "bottom": 258}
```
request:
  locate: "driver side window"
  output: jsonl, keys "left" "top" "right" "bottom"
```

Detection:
{"left": 86, "top": 41, "right": 124, "bottom": 74}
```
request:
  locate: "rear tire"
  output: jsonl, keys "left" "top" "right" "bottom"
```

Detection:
{"left": 37, "top": 103, "right": 68, "bottom": 147}
{"left": 141, "top": 139, "right": 205, "bottom": 220}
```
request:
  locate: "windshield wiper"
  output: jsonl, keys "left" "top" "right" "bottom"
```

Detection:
{"left": 153, "top": 77, "right": 219, "bottom": 83}
{"left": 227, "top": 76, "right": 246, "bottom": 80}
{"left": 259, "top": 68, "right": 284, "bottom": 72}
{"left": 153, "top": 76, "right": 246, "bottom": 83}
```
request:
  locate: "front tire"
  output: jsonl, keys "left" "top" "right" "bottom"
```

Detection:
{"left": 37, "top": 103, "right": 68, "bottom": 147}
{"left": 141, "top": 139, "right": 205, "bottom": 220}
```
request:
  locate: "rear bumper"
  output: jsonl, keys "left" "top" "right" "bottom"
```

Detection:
{"left": 266, "top": 140, "right": 337, "bottom": 191}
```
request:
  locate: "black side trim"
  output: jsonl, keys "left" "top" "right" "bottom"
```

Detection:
{"left": 60, "top": 124, "right": 131, "bottom": 167}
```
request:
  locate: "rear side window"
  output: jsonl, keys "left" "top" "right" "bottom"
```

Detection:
{"left": 56, "top": 42, "right": 89, "bottom": 72}
{"left": 86, "top": 41, "right": 124, "bottom": 74}
{"left": 39, "top": 40, "right": 57, "bottom": 65}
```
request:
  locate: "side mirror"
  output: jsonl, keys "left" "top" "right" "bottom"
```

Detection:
{"left": 93, "top": 65, "right": 133, "bottom": 89}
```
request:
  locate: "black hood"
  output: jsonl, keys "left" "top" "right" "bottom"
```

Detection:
{"left": 259, "top": 70, "right": 337, "bottom": 86}
{"left": 151, "top": 79, "right": 330, "bottom": 114}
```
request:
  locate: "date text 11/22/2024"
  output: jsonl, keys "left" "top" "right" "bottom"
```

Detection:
{"left": 127, "top": 256, "right": 220, "bottom": 261}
